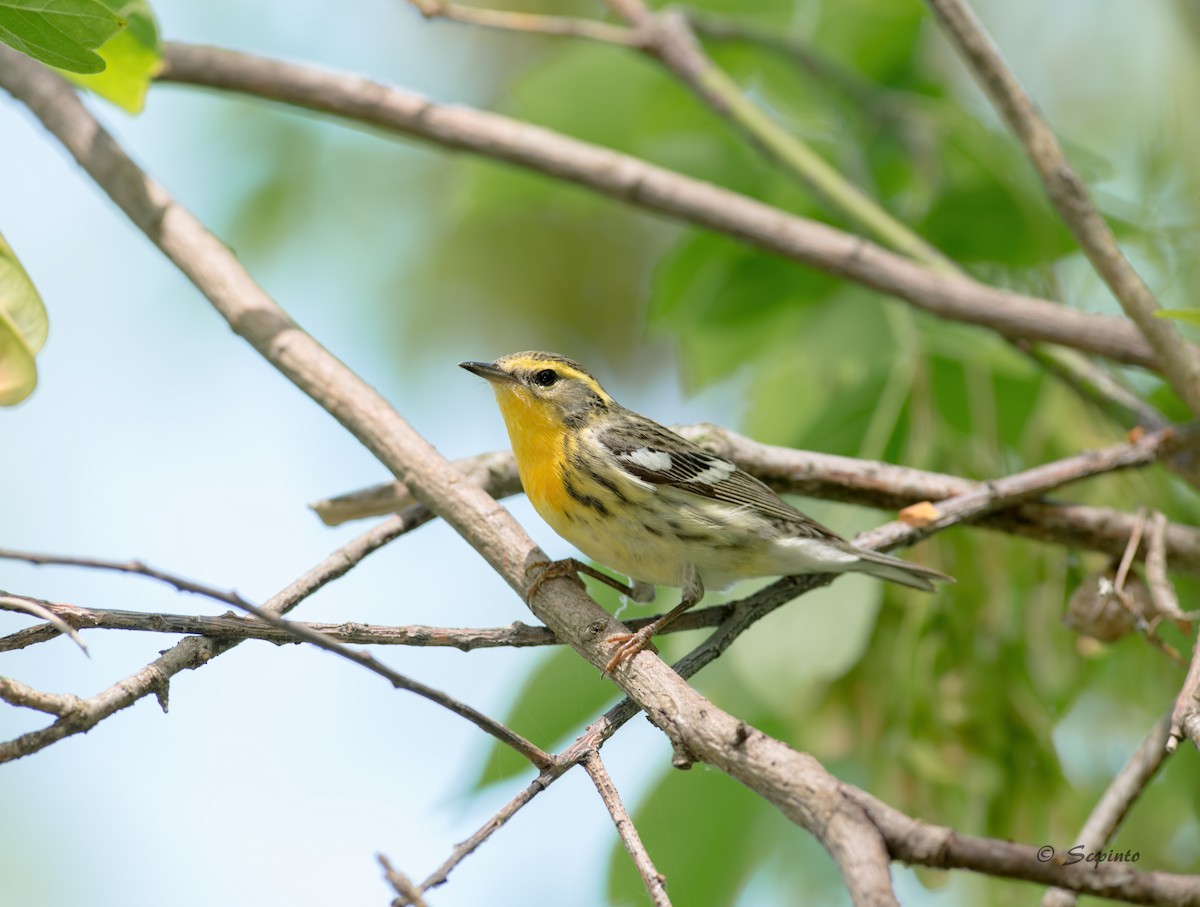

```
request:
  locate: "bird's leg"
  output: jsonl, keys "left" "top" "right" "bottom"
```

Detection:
{"left": 604, "top": 569, "right": 703, "bottom": 675}
{"left": 525, "top": 557, "right": 647, "bottom": 603}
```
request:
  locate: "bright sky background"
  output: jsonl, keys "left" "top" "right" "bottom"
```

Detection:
{"left": 1, "top": 1, "right": 1192, "bottom": 905}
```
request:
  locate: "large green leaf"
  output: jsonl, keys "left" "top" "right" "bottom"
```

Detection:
{"left": 0, "top": 232, "right": 48, "bottom": 406}
{"left": 0, "top": 0, "right": 124, "bottom": 74}
{"left": 64, "top": 0, "right": 159, "bottom": 112}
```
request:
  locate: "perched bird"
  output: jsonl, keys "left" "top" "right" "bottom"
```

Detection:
{"left": 461, "top": 351, "right": 952, "bottom": 673}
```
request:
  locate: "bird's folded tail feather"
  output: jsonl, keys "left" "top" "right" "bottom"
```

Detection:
{"left": 850, "top": 549, "right": 953, "bottom": 593}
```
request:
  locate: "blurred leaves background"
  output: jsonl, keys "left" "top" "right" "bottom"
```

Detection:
{"left": 396, "top": 1, "right": 1200, "bottom": 901}
{"left": 6, "top": 0, "right": 1200, "bottom": 902}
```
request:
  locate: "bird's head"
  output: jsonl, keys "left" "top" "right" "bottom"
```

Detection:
{"left": 460, "top": 351, "right": 614, "bottom": 437}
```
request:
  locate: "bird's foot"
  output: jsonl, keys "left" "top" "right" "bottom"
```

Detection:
{"left": 526, "top": 558, "right": 640, "bottom": 603}
{"left": 603, "top": 627, "right": 659, "bottom": 675}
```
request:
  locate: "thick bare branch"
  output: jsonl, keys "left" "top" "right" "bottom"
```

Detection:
{"left": 924, "top": 0, "right": 1200, "bottom": 414}
{"left": 152, "top": 43, "right": 1167, "bottom": 371}
{"left": 848, "top": 785, "right": 1200, "bottom": 906}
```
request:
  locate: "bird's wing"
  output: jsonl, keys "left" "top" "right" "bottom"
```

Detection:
{"left": 598, "top": 416, "right": 844, "bottom": 542}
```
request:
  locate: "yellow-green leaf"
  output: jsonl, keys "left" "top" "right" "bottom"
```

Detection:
{"left": 1155, "top": 308, "right": 1200, "bottom": 324}
{"left": 63, "top": 0, "right": 159, "bottom": 112}
{"left": 0, "top": 232, "right": 49, "bottom": 406}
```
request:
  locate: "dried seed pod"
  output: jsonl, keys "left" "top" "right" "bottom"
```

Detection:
{"left": 1064, "top": 568, "right": 1154, "bottom": 643}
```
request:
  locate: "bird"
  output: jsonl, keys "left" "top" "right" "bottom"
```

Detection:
{"left": 461, "top": 351, "right": 952, "bottom": 674}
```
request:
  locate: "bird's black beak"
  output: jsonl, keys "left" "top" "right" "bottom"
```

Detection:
{"left": 459, "top": 360, "right": 515, "bottom": 383}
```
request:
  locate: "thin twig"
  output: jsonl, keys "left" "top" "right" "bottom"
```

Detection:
{"left": 0, "top": 599, "right": 737, "bottom": 653}
{"left": 1106, "top": 509, "right": 1183, "bottom": 664}
{"left": 1040, "top": 713, "right": 1174, "bottom": 907}
{"left": 0, "top": 550, "right": 552, "bottom": 770}
{"left": 0, "top": 550, "right": 260, "bottom": 610}
{"left": 406, "top": 0, "right": 643, "bottom": 46}
{"left": 0, "top": 512, "right": 416, "bottom": 764}
{"left": 378, "top": 854, "right": 429, "bottom": 907}
{"left": 1144, "top": 511, "right": 1188, "bottom": 622}
{"left": 608, "top": 1, "right": 955, "bottom": 271}
{"left": 1114, "top": 507, "right": 1148, "bottom": 594}
{"left": 0, "top": 593, "right": 88, "bottom": 655}
{"left": 1019, "top": 341, "right": 1169, "bottom": 433}
{"left": 418, "top": 774, "right": 548, "bottom": 894}
{"left": 582, "top": 752, "right": 671, "bottom": 907}
{"left": 924, "top": 0, "right": 1200, "bottom": 414}
{"left": 152, "top": 43, "right": 1169, "bottom": 370}
{"left": 0, "top": 676, "right": 84, "bottom": 717}
{"left": 1168, "top": 631, "right": 1200, "bottom": 752}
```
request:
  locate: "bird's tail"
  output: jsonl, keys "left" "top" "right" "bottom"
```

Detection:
{"left": 850, "top": 549, "right": 953, "bottom": 593}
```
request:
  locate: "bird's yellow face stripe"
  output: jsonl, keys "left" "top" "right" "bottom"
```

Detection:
{"left": 495, "top": 353, "right": 611, "bottom": 403}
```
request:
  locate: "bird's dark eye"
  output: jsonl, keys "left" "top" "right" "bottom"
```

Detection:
{"left": 532, "top": 369, "right": 558, "bottom": 387}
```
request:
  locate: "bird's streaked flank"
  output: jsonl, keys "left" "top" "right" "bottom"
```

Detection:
{"left": 462, "top": 352, "right": 952, "bottom": 673}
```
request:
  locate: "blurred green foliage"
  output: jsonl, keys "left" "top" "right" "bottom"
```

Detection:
{"left": 217, "top": 0, "right": 1200, "bottom": 901}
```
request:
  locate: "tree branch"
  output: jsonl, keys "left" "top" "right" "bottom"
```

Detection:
{"left": 0, "top": 512, "right": 416, "bottom": 764}
{"left": 0, "top": 675, "right": 83, "bottom": 717}
{"left": 605, "top": 1, "right": 956, "bottom": 270}
{"left": 379, "top": 854, "right": 429, "bottom": 907}
{"left": 0, "top": 597, "right": 737, "bottom": 653}
{"left": 405, "top": 0, "right": 644, "bottom": 47}
{"left": 1168, "top": 629, "right": 1200, "bottom": 752}
{"left": 924, "top": 0, "right": 1200, "bottom": 414}
{"left": 847, "top": 784, "right": 1200, "bottom": 906}
{"left": 1041, "top": 713, "right": 1174, "bottom": 907}
{"left": 151, "top": 42, "right": 1170, "bottom": 371}
{"left": 313, "top": 424, "right": 1200, "bottom": 575}
{"left": 4, "top": 48, "right": 1194, "bottom": 905}
{"left": 582, "top": 752, "right": 671, "bottom": 907}
{"left": 0, "top": 549, "right": 552, "bottom": 769}
{"left": 0, "top": 593, "right": 88, "bottom": 655}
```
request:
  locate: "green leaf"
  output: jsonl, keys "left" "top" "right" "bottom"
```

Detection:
{"left": 473, "top": 645, "right": 619, "bottom": 789}
{"left": 0, "top": 232, "right": 49, "bottom": 406}
{"left": 1155, "top": 308, "right": 1200, "bottom": 324}
{"left": 0, "top": 0, "right": 125, "bottom": 74}
{"left": 63, "top": 0, "right": 159, "bottom": 112}
{"left": 608, "top": 764, "right": 766, "bottom": 907}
